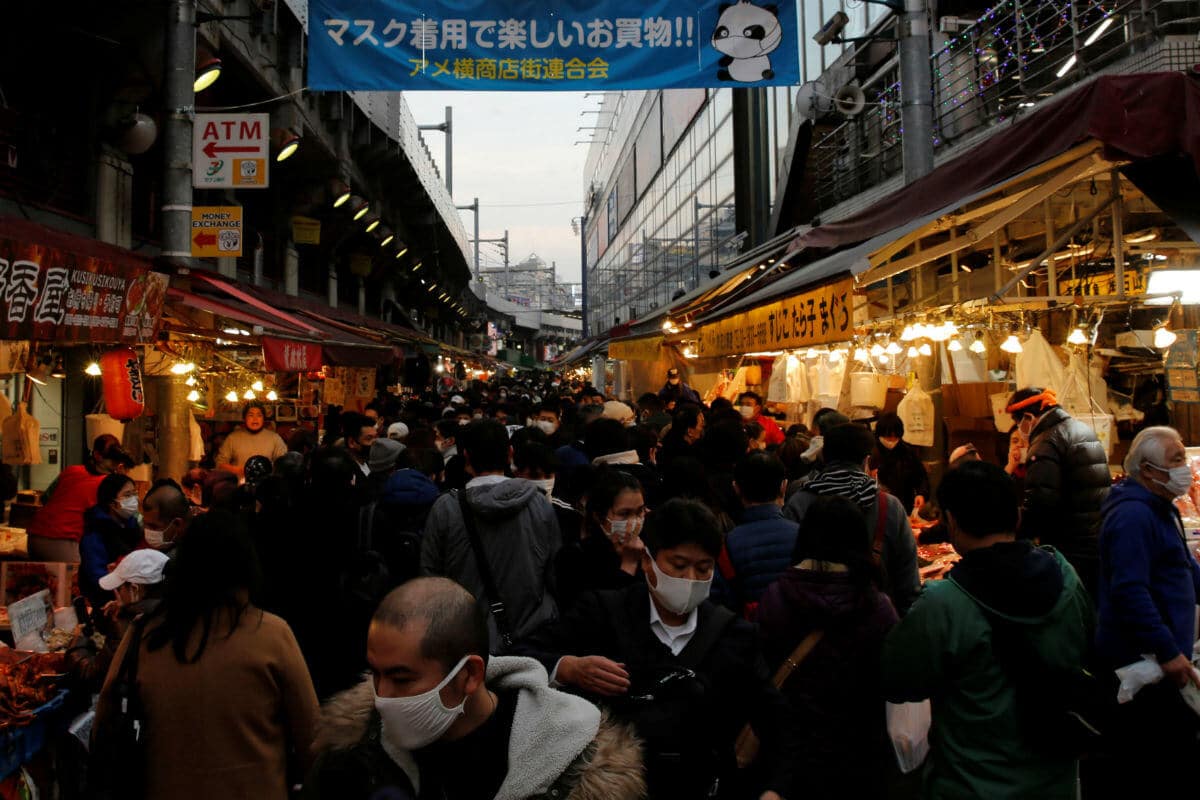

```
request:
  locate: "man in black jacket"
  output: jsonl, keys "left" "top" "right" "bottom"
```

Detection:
{"left": 1006, "top": 387, "right": 1110, "bottom": 596}
{"left": 517, "top": 498, "right": 794, "bottom": 800}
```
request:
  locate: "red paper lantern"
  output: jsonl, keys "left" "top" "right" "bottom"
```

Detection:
{"left": 100, "top": 347, "right": 145, "bottom": 421}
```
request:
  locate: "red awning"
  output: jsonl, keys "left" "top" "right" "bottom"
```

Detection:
{"left": 190, "top": 271, "right": 321, "bottom": 335}
{"left": 799, "top": 72, "right": 1200, "bottom": 252}
{"left": 166, "top": 288, "right": 305, "bottom": 335}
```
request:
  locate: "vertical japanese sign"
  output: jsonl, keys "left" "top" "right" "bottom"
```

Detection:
{"left": 695, "top": 277, "right": 856, "bottom": 357}
{"left": 0, "top": 218, "right": 169, "bottom": 344}
{"left": 308, "top": 0, "right": 799, "bottom": 91}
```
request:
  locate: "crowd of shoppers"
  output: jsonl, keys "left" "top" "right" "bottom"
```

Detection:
{"left": 37, "top": 366, "right": 1197, "bottom": 799}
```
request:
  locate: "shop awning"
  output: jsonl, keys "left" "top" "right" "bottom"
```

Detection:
{"left": 798, "top": 72, "right": 1200, "bottom": 254}
{"left": 189, "top": 271, "right": 321, "bottom": 335}
{"left": 165, "top": 288, "right": 305, "bottom": 336}
{"left": 551, "top": 338, "right": 606, "bottom": 367}
{"left": 609, "top": 334, "right": 665, "bottom": 361}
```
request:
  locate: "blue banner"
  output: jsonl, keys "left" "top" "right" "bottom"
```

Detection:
{"left": 308, "top": 0, "right": 799, "bottom": 91}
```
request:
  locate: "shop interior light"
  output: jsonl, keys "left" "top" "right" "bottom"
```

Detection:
{"left": 266, "top": 390, "right": 278, "bottom": 402}
{"left": 394, "top": 246, "right": 409, "bottom": 259}
{"left": 683, "top": 322, "right": 693, "bottom": 329}
{"left": 194, "top": 55, "right": 222, "bottom": 92}
{"left": 878, "top": 354, "right": 890, "bottom": 365}
{"left": 683, "top": 346, "right": 697, "bottom": 359}
{"left": 349, "top": 197, "right": 370, "bottom": 221}
{"left": 828, "top": 348, "right": 843, "bottom": 363}
{"left": 412, "top": 262, "right": 422, "bottom": 272}
{"left": 331, "top": 180, "right": 352, "bottom": 208}
{"left": 870, "top": 343, "right": 885, "bottom": 357}
{"left": 1123, "top": 229, "right": 1158, "bottom": 245}
{"left": 169, "top": 362, "right": 195, "bottom": 375}
{"left": 806, "top": 348, "right": 820, "bottom": 359}
{"left": 1146, "top": 269, "right": 1200, "bottom": 305}
{"left": 185, "top": 375, "right": 197, "bottom": 387}
{"left": 50, "top": 357, "right": 66, "bottom": 379}
{"left": 854, "top": 347, "right": 870, "bottom": 363}
{"left": 906, "top": 346, "right": 919, "bottom": 358}
{"left": 435, "top": 359, "right": 445, "bottom": 374}
{"left": 225, "top": 390, "right": 239, "bottom": 402}
{"left": 251, "top": 380, "right": 264, "bottom": 392}
{"left": 1154, "top": 323, "right": 1177, "bottom": 349}
{"left": 970, "top": 332, "right": 987, "bottom": 354}
{"left": 885, "top": 341, "right": 903, "bottom": 355}
{"left": 918, "top": 342, "right": 933, "bottom": 357}
{"left": 272, "top": 128, "right": 301, "bottom": 162}
{"left": 187, "top": 390, "right": 201, "bottom": 403}
{"left": 948, "top": 338, "right": 963, "bottom": 352}
{"left": 1084, "top": 15, "right": 1115, "bottom": 46}
{"left": 1000, "top": 334, "right": 1024, "bottom": 354}
{"left": 379, "top": 232, "right": 395, "bottom": 248}
{"left": 85, "top": 361, "right": 102, "bottom": 376}
{"left": 1067, "top": 327, "right": 1089, "bottom": 346}
{"left": 243, "top": 389, "right": 256, "bottom": 400}
{"left": 900, "top": 324, "right": 918, "bottom": 342}
{"left": 1055, "top": 54, "right": 1077, "bottom": 78}
{"left": 364, "top": 216, "right": 381, "bottom": 233}
{"left": 662, "top": 320, "right": 673, "bottom": 331}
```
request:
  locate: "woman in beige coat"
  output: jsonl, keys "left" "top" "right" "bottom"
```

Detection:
{"left": 95, "top": 509, "right": 318, "bottom": 799}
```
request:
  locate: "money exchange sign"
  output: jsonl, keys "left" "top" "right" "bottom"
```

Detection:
{"left": 695, "top": 278, "right": 855, "bottom": 358}
{"left": 308, "top": 0, "right": 800, "bottom": 91}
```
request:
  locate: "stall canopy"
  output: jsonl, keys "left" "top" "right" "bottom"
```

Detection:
{"left": 687, "top": 72, "right": 1200, "bottom": 331}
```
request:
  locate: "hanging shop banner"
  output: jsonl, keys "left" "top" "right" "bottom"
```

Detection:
{"left": 695, "top": 277, "right": 855, "bottom": 358}
{"left": 262, "top": 337, "right": 324, "bottom": 372}
{"left": 1058, "top": 270, "right": 1147, "bottom": 298}
{"left": 0, "top": 221, "right": 168, "bottom": 344}
{"left": 609, "top": 334, "right": 664, "bottom": 361}
{"left": 308, "top": 0, "right": 800, "bottom": 91}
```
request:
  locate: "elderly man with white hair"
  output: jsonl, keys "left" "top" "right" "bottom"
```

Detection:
{"left": 1095, "top": 425, "right": 1200, "bottom": 793}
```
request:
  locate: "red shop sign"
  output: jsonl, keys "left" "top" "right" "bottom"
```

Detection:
{"left": 262, "top": 336, "right": 323, "bottom": 372}
{"left": 0, "top": 218, "right": 167, "bottom": 343}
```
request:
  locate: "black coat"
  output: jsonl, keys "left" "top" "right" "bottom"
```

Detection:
{"left": 1017, "top": 407, "right": 1111, "bottom": 594}
{"left": 516, "top": 584, "right": 795, "bottom": 799}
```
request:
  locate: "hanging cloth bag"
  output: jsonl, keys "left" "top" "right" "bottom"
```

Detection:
{"left": 897, "top": 384, "right": 935, "bottom": 447}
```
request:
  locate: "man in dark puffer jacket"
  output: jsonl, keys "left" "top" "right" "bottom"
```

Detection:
{"left": 1006, "top": 387, "right": 1110, "bottom": 597}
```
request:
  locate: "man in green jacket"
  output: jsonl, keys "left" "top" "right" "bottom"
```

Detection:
{"left": 882, "top": 461, "right": 1093, "bottom": 799}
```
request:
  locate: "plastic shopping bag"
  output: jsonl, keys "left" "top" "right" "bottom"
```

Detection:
{"left": 886, "top": 700, "right": 931, "bottom": 774}
{"left": 1115, "top": 655, "right": 1163, "bottom": 703}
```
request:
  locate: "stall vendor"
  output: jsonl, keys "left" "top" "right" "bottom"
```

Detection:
{"left": 27, "top": 435, "right": 134, "bottom": 562}
{"left": 214, "top": 402, "right": 287, "bottom": 478}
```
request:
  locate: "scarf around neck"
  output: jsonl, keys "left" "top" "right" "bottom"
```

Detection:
{"left": 804, "top": 465, "right": 878, "bottom": 510}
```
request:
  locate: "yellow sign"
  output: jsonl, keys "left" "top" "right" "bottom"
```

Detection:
{"left": 609, "top": 335, "right": 664, "bottom": 361}
{"left": 292, "top": 215, "right": 321, "bottom": 245}
{"left": 695, "top": 277, "right": 855, "bottom": 358}
{"left": 190, "top": 206, "right": 243, "bottom": 258}
{"left": 1058, "top": 270, "right": 1146, "bottom": 298}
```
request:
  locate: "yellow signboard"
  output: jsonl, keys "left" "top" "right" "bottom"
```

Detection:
{"left": 609, "top": 335, "right": 664, "bottom": 361}
{"left": 1058, "top": 270, "right": 1146, "bottom": 298}
{"left": 695, "top": 277, "right": 855, "bottom": 358}
{"left": 191, "top": 206, "right": 243, "bottom": 258}
{"left": 291, "top": 215, "right": 321, "bottom": 245}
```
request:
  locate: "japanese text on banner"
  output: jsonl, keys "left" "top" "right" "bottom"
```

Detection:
{"left": 308, "top": 0, "right": 799, "bottom": 91}
{"left": 695, "top": 278, "right": 856, "bottom": 358}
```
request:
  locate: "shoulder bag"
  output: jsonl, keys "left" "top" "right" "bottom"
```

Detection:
{"left": 734, "top": 628, "right": 825, "bottom": 768}
{"left": 457, "top": 490, "right": 515, "bottom": 652}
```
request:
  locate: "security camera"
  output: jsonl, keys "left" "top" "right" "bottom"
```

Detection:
{"left": 813, "top": 11, "right": 850, "bottom": 46}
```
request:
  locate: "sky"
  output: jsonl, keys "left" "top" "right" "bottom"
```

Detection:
{"left": 402, "top": 91, "right": 592, "bottom": 287}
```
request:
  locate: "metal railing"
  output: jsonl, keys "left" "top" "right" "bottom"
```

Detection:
{"left": 808, "top": 0, "right": 1200, "bottom": 216}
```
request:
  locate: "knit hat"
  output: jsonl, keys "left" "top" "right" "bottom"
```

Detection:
{"left": 369, "top": 438, "right": 406, "bottom": 474}
{"left": 387, "top": 421, "right": 409, "bottom": 441}
{"left": 601, "top": 400, "right": 635, "bottom": 425}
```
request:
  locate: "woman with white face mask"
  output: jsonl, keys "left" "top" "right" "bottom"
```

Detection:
{"left": 79, "top": 473, "right": 146, "bottom": 610}
{"left": 552, "top": 469, "right": 647, "bottom": 612}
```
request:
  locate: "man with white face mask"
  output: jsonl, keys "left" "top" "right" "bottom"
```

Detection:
{"left": 303, "top": 578, "right": 646, "bottom": 800}
{"left": 140, "top": 479, "right": 191, "bottom": 554}
{"left": 518, "top": 499, "right": 796, "bottom": 800}
{"left": 1093, "top": 426, "right": 1200, "bottom": 794}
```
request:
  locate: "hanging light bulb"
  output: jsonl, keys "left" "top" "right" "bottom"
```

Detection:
{"left": 948, "top": 338, "right": 964, "bottom": 352}
{"left": 225, "top": 390, "right": 238, "bottom": 402}
{"left": 1154, "top": 324, "right": 1177, "bottom": 349}
{"left": 1067, "top": 327, "right": 1089, "bottom": 346}
{"left": 266, "top": 390, "right": 279, "bottom": 402}
{"left": 243, "top": 389, "right": 256, "bottom": 400}
{"left": 854, "top": 347, "right": 869, "bottom": 363}
{"left": 828, "top": 348, "right": 843, "bottom": 363}
{"left": 84, "top": 361, "right": 102, "bottom": 376}
{"left": 885, "top": 341, "right": 903, "bottom": 355}
{"left": 870, "top": 343, "right": 885, "bottom": 358}
{"left": 169, "top": 362, "right": 195, "bottom": 375}
{"left": 918, "top": 342, "right": 933, "bottom": 357}
{"left": 251, "top": 380, "right": 264, "bottom": 392}
{"left": 806, "top": 348, "right": 820, "bottom": 359}
{"left": 970, "top": 332, "right": 987, "bottom": 354}
{"left": 900, "top": 324, "right": 918, "bottom": 341}
{"left": 878, "top": 354, "right": 890, "bottom": 365}
{"left": 186, "top": 390, "right": 201, "bottom": 403}
{"left": 907, "top": 346, "right": 919, "bottom": 358}
{"left": 1000, "top": 334, "right": 1024, "bottom": 354}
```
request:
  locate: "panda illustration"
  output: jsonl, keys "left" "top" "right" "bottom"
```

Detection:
{"left": 711, "top": 1, "right": 783, "bottom": 83}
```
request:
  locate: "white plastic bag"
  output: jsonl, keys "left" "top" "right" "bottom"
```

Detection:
{"left": 1115, "top": 655, "right": 1163, "bottom": 703}
{"left": 897, "top": 385, "right": 935, "bottom": 447}
{"left": 991, "top": 390, "right": 1014, "bottom": 433}
{"left": 886, "top": 700, "right": 931, "bottom": 773}
{"left": 1014, "top": 329, "right": 1065, "bottom": 395}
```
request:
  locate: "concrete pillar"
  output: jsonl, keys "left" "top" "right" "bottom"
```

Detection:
{"left": 284, "top": 243, "right": 299, "bottom": 296}
{"left": 328, "top": 269, "right": 338, "bottom": 308}
{"left": 357, "top": 277, "right": 367, "bottom": 317}
{"left": 155, "top": 376, "right": 191, "bottom": 483}
{"left": 217, "top": 257, "right": 237, "bottom": 278}
{"left": 95, "top": 147, "right": 133, "bottom": 248}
